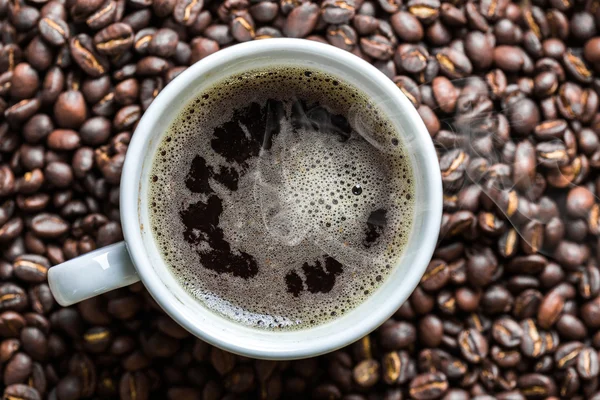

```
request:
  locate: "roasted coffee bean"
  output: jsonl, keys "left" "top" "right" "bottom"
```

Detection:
{"left": 53, "top": 91, "right": 87, "bottom": 129}
{"left": 420, "top": 259, "right": 449, "bottom": 291}
{"left": 577, "top": 347, "right": 600, "bottom": 379}
{"left": 38, "top": 16, "right": 69, "bottom": 46}
{"left": 537, "top": 291, "right": 565, "bottom": 329}
{"left": 13, "top": 256, "right": 48, "bottom": 283}
{"left": 69, "top": 34, "right": 109, "bottom": 77}
{"left": 3, "top": 384, "right": 41, "bottom": 400}
{"left": 409, "top": 372, "right": 448, "bottom": 400}
{"left": 352, "top": 359, "right": 379, "bottom": 387}
{"left": 327, "top": 24, "right": 357, "bottom": 51}
{"left": 148, "top": 28, "right": 179, "bottom": 58}
{"left": 173, "top": 0, "right": 204, "bottom": 26}
{"left": 458, "top": 329, "right": 488, "bottom": 363}
{"left": 4, "top": 352, "right": 32, "bottom": 385}
{"left": 283, "top": 3, "right": 319, "bottom": 38}
{"left": 555, "top": 342, "right": 584, "bottom": 370}
{"left": 517, "top": 373, "right": 557, "bottom": 397}
{"left": 93, "top": 23, "right": 134, "bottom": 56}
{"left": 30, "top": 213, "right": 69, "bottom": 238}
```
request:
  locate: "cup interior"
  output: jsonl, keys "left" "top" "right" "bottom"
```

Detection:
{"left": 121, "top": 39, "right": 442, "bottom": 359}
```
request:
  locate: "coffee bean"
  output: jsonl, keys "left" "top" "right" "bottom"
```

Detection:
{"left": 4, "top": 352, "right": 32, "bottom": 385}
{"left": 20, "top": 327, "right": 47, "bottom": 361}
{"left": 517, "top": 373, "right": 557, "bottom": 397}
{"left": 458, "top": 329, "right": 488, "bottom": 363}
{"left": 409, "top": 372, "right": 448, "bottom": 400}
{"left": 5, "top": 98, "right": 41, "bottom": 124}
{"left": 555, "top": 342, "right": 584, "bottom": 369}
{"left": 577, "top": 347, "right": 600, "bottom": 379}
{"left": 93, "top": 23, "right": 134, "bottom": 56}
{"left": 353, "top": 359, "right": 379, "bottom": 387}
{"left": 69, "top": 34, "right": 109, "bottom": 77}
{"left": 537, "top": 291, "right": 565, "bottom": 329}
{"left": 53, "top": 91, "right": 87, "bottom": 129}
{"left": 3, "top": 384, "right": 41, "bottom": 400}
{"left": 173, "top": 0, "right": 204, "bottom": 26}
{"left": 86, "top": 0, "right": 118, "bottom": 30}
{"left": 10, "top": 63, "right": 39, "bottom": 100}
{"left": 380, "top": 321, "right": 416, "bottom": 350}
{"left": 13, "top": 255, "right": 48, "bottom": 283}
{"left": 436, "top": 47, "right": 472, "bottom": 79}
{"left": 464, "top": 31, "right": 494, "bottom": 70}
{"left": 284, "top": 3, "right": 319, "bottom": 38}
{"left": 39, "top": 16, "right": 70, "bottom": 46}
{"left": 57, "top": 375, "right": 82, "bottom": 400}
{"left": 30, "top": 213, "right": 69, "bottom": 238}
{"left": 407, "top": 0, "right": 440, "bottom": 24}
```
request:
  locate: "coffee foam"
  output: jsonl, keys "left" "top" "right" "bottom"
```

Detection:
{"left": 148, "top": 66, "right": 415, "bottom": 330}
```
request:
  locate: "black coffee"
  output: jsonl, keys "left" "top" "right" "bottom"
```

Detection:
{"left": 148, "top": 66, "right": 415, "bottom": 330}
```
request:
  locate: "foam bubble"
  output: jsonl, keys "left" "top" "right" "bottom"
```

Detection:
{"left": 148, "top": 66, "right": 415, "bottom": 330}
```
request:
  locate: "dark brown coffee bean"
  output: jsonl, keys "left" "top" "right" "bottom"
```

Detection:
{"left": 492, "top": 317, "right": 523, "bottom": 348}
{"left": 380, "top": 321, "right": 416, "bottom": 350}
{"left": 69, "top": 34, "right": 109, "bottom": 78}
{"left": 517, "top": 373, "right": 557, "bottom": 397}
{"left": 5, "top": 99, "right": 41, "bottom": 124}
{"left": 0, "top": 338, "right": 19, "bottom": 363}
{"left": 537, "top": 291, "right": 565, "bottom": 329}
{"left": 407, "top": 0, "right": 440, "bottom": 24}
{"left": 86, "top": 0, "right": 118, "bottom": 30}
{"left": 3, "top": 384, "right": 41, "bottom": 400}
{"left": 327, "top": 24, "right": 357, "bottom": 52}
{"left": 409, "top": 372, "right": 448, "bottom": 400}
{"left": 458, "top": 329, "right": 488, "bottom": 363}
{"left": 113, "top": 105, "right": 140, "bottom": 130}
{"left": 390, "top": 11, "right": 422, "bottom": 42}
{"left": 47, "top": 129, "right": 80, "bottom": 151}
{"left": 283, "top": 3, "right": 319, "bottom": 38}
{"left": 28, "top": 284, "right": 53, "bottom": 315}
{"left": 20, "top": 327, "right": 47, "bottom": 361}
{"left": 555, "top": 342, "right": 584, "bottom": 369}
{"left": 436, "top": 47, "right": 472, "bottom": 79}
{"left": 93, "top": 23, "right": 134, "bottom": 56}
{"left": 40, "top": 67, "right": 63, "bottom": 105}
{"left": 420, "top": 259, "right": 449, "bottom": 291}
{"left": 440, "top": 3, "right": 466, "bottom": 26}
{"left": 44, "top": 162, "right": 73, "bottom": 188}
{"left": 173, "top": 0, "right": 204, "bottom": 26}
{"left": 53, "top": 91, "right": 87, "bottom": 129}
{"left": 122, "top": 9, "right": 152, "bottom": 31}
{"left": 56, "top": 375, "right": 82, "bottom": 400}
{"left": 520, "top": 318, "right": 545, "bottom": 358}
{"left": 38, "top": 16, "right": 69, "bottom": 46}
{"left": 432, "top": 76, "right": 458, "bottom": 113}
{"left": 0, "top": 166, "right": 15, "bottom": 197}
{"left": 4, "top": 352, "right": 32, "bottom": 385}
{"left": 577, "top": 347, "right": 600, "bottom": 379}
{"left": 30, "top": 213, "right": 69, "bottom": 238}
{"left": 464, "top": 31, "right": 494, "bottom": 70}
{"left": 136, "top": 56, "right": 169, "bottom": 76}
{"left": 10, "top": 63, "right": 39, "bottom": 100}
{"left": 13, "top": 256, "right": 48, "bottom": 283}
{"left": 82, "top": 326, "right": 112, "bottom": 353}
{"left": 563, "top": 50, "right": 593, "bottom": 84}
{"left": 353, "top": 359, "right": 379, "bottom": 387}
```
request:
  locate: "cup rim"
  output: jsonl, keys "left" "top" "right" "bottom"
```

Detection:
{"left": 121, "top": 38, "right": 442, "bottom": 359}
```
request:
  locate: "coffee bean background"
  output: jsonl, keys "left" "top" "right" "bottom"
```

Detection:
{"left": 2, "top": 0, "right": 600, "bottom": 397}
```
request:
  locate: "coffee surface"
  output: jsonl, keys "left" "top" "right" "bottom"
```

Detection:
{"left": 148, "top": 66, "right": 415, "bottom": 330}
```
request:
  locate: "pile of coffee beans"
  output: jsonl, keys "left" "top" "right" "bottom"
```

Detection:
{"left": 2, "top": 0, "right": 600, "bottom": 397}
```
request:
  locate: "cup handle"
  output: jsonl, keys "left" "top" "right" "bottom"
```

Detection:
{"left": 48, "top": 241, "right": 140, "bottom": 307}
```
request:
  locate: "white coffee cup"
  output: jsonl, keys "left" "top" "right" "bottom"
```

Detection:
{"left": 48, "top": 38, "right": 442, "bottom": 360}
